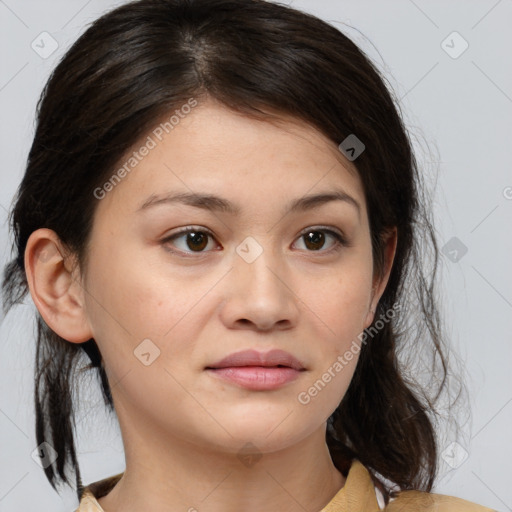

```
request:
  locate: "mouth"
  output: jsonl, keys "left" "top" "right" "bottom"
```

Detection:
{"left": 205, "top": 349, "right": 306, "bottom": 391}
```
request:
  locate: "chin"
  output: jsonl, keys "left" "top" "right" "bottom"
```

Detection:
{"left": 201, "top": 413, "right": 315, "bottom": 455}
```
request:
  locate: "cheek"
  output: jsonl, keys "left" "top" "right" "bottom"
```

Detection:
{"left": 300, "top": 261, "right": 373, "bottom": 344}
{"left": 293, "top": 254, "right": 373, "bottom": 405}
{"left": 81, "top": 256, "right": 203, "bottom": 422}
{"left": 82, "top": 239, "right": 217, "bottom": 378}
{"left": 84, "top": 231, "right": 169, "bottom": 331}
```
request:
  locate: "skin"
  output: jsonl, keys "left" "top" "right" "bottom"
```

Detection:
{"left": 25, "top": 98, "right": 396, "bottom": 512}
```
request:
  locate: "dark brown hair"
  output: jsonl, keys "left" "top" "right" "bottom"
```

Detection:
{"left": 2, "top": 0, "right": 452, "bottom": 502}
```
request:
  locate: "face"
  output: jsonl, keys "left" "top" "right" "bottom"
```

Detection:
{"left": 74, "top": 99, "right": 393, "bottom": 456}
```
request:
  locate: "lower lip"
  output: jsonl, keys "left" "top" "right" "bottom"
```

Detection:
{"left": 206, "top": 366, "right": 302, "bottom": 390}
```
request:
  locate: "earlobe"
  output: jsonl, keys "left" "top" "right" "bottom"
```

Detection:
{"left": 24, "top": 228, "right": 93, "bottom": 344}
{"left": 363, "top": 305, "right": 377, "bottom": 330}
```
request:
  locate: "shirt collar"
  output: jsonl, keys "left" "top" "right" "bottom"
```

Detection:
{"left": 320, "top": 459, "right": 381, "bottom": 512}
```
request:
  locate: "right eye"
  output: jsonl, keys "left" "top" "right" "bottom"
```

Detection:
{"left": 161, "top": 227, "right": 221, "bottom": 256}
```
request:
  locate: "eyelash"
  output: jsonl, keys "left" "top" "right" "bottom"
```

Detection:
{"left": 161, "top": 225, "right": 350, "bottom": 258}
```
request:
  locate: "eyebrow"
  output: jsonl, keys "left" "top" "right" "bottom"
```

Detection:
{"left": 137, "top": 189, "right": 361, "bottom": 218}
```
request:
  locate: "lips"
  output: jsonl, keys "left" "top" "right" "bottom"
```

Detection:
{"left": 206, "top": 349, "right": 305, "bottom": 371}
{"left": 205, "top": 349, "right": 306, "bottom": 391}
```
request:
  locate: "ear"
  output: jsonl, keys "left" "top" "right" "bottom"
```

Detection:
{"left": 363, "top": 227, "right": 398, "bottom": 328}
{"left": 24, "top": 228, "right": 93, "bottom": 343}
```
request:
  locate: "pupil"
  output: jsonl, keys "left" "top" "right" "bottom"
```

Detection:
{"left": 304, "top": 231, "right": 324, "bottom": 251}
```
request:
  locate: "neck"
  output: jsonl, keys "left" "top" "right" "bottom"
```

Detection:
{"left": 98, "top": 419, "right": 345, "bottom": 512}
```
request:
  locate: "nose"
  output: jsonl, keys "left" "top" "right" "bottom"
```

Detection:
{"left": 218, "top": 245, "right": 301, "bottom": 332}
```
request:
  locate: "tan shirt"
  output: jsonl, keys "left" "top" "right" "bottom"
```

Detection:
{"left": 74, "top": 459, "right": 495, "bottom": 511}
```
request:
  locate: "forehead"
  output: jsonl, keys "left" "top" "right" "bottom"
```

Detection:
{"left": 94, "top": 100, "right": 365, "bottom": 218}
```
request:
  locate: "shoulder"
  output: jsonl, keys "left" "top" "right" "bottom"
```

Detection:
{"left": 385, "top": 489, "right": 496, "bottom": 511}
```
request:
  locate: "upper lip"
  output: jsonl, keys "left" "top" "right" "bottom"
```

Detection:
{"left": 206, "top": 349, "right": 305, "bottom": 371}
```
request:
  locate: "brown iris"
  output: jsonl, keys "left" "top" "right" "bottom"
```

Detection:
{"left": 186, "top": 231, "right": 209, "bottom": 251}
{"left": 303, "top": 231, "right": 325, "bottom": 251}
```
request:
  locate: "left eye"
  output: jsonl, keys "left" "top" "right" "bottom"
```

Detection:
{"left": 162, "top": 227, "right": 348, "bottom": 255}
{"left": 293, "top": 228, "right": 347, "bottom": 252}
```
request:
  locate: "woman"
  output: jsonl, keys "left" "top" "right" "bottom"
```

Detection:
{"left": 1, "top": 0, "right": 494, "bottom": 510}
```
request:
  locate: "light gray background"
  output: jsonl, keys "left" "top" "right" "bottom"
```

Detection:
{"left": 0, "top": 0, "right": 511, "bottom": 510}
